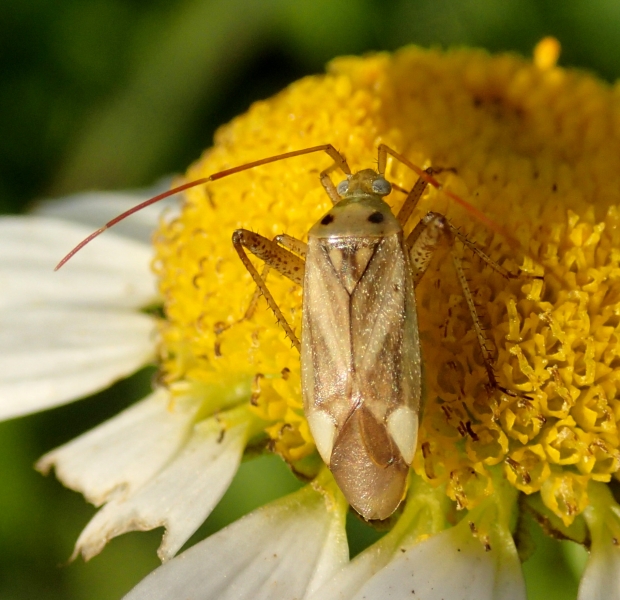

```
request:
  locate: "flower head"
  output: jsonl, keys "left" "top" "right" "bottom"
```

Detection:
{"left": 154, "top": 39, "right": 620, "bottom": 525}
{"left": 5, "top": 38, "right": 620, "bottom": 598}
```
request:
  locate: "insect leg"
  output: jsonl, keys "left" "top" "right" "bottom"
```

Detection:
{"left": 232, "top": 229, "right": 305, "bottom": 351}
{"left": 407, "top": 212, "right": 518, "bottom": 282}
{"left": 395, "top": 167, "right": 450, "bottom": 227}
{"left": 241, "top": 234, "right": 307, "bottom": 322}
{"left": 320, "top": 170, "right": 341, "bottom": 204}
{"left": 406, "top": 211, "right": 516, "bottom": 396}
{"left": 384, "top": 143, "right": 536, "bottom": 281}
{"left": 275, "top": 233, "right": 307, "bottom": 259}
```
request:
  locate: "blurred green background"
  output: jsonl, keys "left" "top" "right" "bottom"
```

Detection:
{"left": 1, "top": 0, "right": 616, "bottom": 597}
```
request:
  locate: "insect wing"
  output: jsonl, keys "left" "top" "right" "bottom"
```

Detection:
{"left": 302, "top": 232, "right": 421, "bottom": 520}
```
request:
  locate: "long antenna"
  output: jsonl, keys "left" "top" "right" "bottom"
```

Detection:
{"left": 55, "top": 143, "right": 516, "bottom": 269}
{"left": 54, "top": 144, "right": 351, "bottom": 271}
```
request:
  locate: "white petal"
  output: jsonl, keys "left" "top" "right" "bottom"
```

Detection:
{"left": 351, "top": 524, "right": 526, "bottom": 600}
{"left": 578, "top": 533, "right": 620, "bottom": 599}
{"left": 0, "top": 216, "right": 156, "bottom": 309}
{"left": 123, "top": 485, "right": 349, "bottom": 600}
{"left": 0, "top": 306, "right": 157, "bottom": 419}
{"left": 577, "top": 484, "right": 620, "bottom": 599}
{"left": 307, "top": 534, "right": 395, "bottom": 600}
{"left": 37, "top": 389, "right": 195, "bottom": 504}
{"left": 73, "top": 419, "right": 247, "bottom": 561}
{"left": 32, "top": 181, "right": 177, "bottom": 244}
{"left": 307, "top": 476, "right": 453, "bottom": 600}
{"left": 304, "top": 490, "right": 350, "bottom": 597}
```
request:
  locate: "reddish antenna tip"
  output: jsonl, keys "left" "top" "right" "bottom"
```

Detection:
{"left": 53, "top": 177, "right": 212, "bottom": 270}
{"left": 55, "top": 227, "right": 108, "bottom": 270}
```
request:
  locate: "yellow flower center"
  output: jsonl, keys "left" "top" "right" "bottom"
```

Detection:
{"left": 153, "top": 41, "right": 620, "bottom": 526}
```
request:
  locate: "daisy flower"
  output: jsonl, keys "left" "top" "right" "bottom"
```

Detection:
{"left": 5, "top": 37, "right": 620, "bottom": 598}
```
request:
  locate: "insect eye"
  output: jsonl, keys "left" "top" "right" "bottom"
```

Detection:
{"left": 372, "top": 177, "right": 392, "bottom": 195}
{"left": 336, "top": 180, "right": 349, "bottom": 196}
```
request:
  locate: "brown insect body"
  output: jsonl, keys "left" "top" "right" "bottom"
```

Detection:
{"left": 302, "top": 170, "right": 421, "bottom": 520}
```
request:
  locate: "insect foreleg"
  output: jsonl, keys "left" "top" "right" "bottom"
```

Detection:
{"left": 232, "top": 229, "right": 305, "bottom": 350}
{"left": 320, "top": 171, "right": 341, "bottom": 204}
{"left": 396, "top": 167, "right": 450, "bottom": 227}
{"left": 319, "top": 157, "right": 355, "bottom": 204}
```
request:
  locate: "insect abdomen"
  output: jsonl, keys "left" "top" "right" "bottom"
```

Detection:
{"left": 329, "top": 403, "right": 410, "bottom": 520}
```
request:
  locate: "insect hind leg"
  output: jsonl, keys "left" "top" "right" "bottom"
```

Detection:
{"left": 241, "top": 233, "right": 307, "bottom": 322}
{"left": 232, "top": 229, "right": 306, "bottom": 351}
{"left": 407, "top": 211, "right": 521, "bottom": 398}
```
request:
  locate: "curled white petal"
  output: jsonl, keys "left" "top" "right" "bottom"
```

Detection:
{"left": 304, "top": 488, "right": 350, "bottom": 597}
{"left": 349, "top": 523, "right": 525, "bottom": 600}
{"left": 0, "top": 307, "right": 157, "bottom": 420}
{"left": 72, "top": 418, "right": 247, "bottom": 561}
{"left": 578, "top": 539, "right": 620, "bottom": 600}
{"left": 307, "top": 533, "right": 395, "bottom": 600}
{"left": 578, "top": 489, "right": 620, "bottom": 600}
{"left": 123, "top": 485, "right": 349, "bottom": 600}
{"left": 0, "top": 216, "right": 156, "bottom": 309}
{"left": 37, "top": 389, "right": 195, "bottom": 504}
{"left": 307, "top": 477, "right": 449, "bottom": 600}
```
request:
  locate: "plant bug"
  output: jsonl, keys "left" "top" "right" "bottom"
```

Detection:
{"left": 56, "top": 144, "right": 519, "bottom": 521}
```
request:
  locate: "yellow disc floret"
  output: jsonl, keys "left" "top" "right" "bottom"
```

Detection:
{"left": 153, "top": 40, "right": 620, "bottom": 526}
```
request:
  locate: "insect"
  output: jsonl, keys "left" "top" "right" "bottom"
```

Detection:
{"left": 56, "top": 144, "right": 517, "bottom": 521}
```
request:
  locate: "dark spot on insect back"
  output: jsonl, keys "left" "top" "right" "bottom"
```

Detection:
{"left": 321, "top": 214, "right": 334, "bottom": 225}
{"left": 368, "top": 211, "right": 384, "bottom": 223}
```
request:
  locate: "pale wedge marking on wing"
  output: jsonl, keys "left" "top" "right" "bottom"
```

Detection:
{"left": 387, "top": 406, "right": 419, "bottom": 465}
{"left": 307, "top": 410, "right": 338, "bottom": 465}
